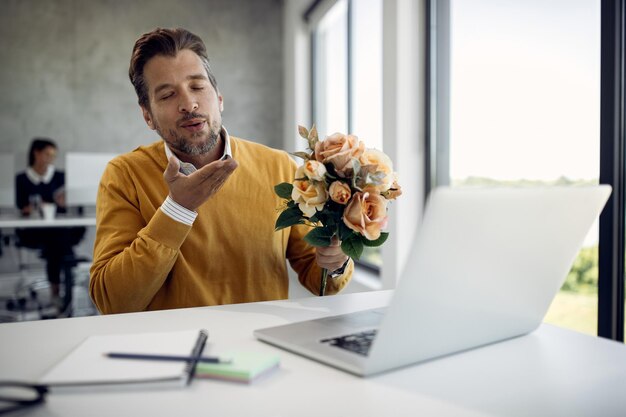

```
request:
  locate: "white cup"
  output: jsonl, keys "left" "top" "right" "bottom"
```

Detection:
{"left": 41, "top": 203, "right": 56, "bottom": 221}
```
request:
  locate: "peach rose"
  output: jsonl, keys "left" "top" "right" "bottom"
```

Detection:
{"left": 359, "top": 149, "right": 394, "bottom": 192}
{"left": 314, "top": 133, "right": 365, "bottom": 177}
{"left": 292, "top": 166, "right": 328, "bottom": 217}
{"left": 329, "top": 181, "right": 351, "bottom": 205}
{"left": 382, "top": 180, "right": 403, "bottom": 200}
{"left": 343, "top": 187, "right": 388, "bottom": 241}
{"left": 301, "top": 160, "right": 327, "bottom": 181}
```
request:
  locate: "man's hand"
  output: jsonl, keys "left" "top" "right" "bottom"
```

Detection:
{"left": 316, "top": 237, "right": 349, "bottom": 273}
{"left": 163, "top": 156, "right": 238, "bottom": 211}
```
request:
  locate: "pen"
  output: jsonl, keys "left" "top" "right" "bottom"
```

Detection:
{"left": 105, "top": 352, "right": 231, "bottom": 364}
{"left": 185, "top": 329, "right": 208, "bottom": 385}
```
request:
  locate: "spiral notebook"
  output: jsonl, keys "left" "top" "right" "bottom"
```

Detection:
{"left": 39, "top": 329, "right": 207, "bottom": 390}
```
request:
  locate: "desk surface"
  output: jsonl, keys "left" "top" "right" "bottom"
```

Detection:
{"left": 0, "top": 215, "right": 96, "bottom": 228}
{"left": 0, "top": 290, "right": 625, "bottom": 417}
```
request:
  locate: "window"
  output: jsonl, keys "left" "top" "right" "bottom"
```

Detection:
{"left": 350, "top": 0, "right": 383, "bottom": 151}
{"left": 430, "top": 0, "right": 601, "bottom": 335}
{"left": 313, "top": 0, "right": 349, "bottom": 136}
{"left": 312, "top": 0, "right": 383, "bottom": 149}
{"left": 311, "top": 0, "right": 384, "bottom": 269}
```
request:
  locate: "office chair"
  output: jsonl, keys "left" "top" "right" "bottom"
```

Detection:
{"left": 1, "top": 233, "right": 54, "bottom": 321}
{"left": 2, "top": 239, "right": 94, "bottom": 321}
{"left": 11, "top": 227, "right": 93, "bottom": 318}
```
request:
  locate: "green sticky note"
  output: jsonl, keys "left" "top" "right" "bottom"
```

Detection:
{"left": 195, "top": 351, "right": 280, "bottom": 383}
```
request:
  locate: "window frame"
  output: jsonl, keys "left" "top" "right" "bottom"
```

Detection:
{"left": 599, "top": 0, "right": 626, "bottom": 341}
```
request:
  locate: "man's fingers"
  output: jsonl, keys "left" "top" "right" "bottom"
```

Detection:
{"left": 192, "top": 158, "right": 238, "bottom": 189}
{"left": 222, "top": 156, "right": 238, "bottom": 171}
{"left": 163, "top": 156, "right": 181, "bottom": 182}
{"left": 164, "top": 156, "right": 238, "bottom": 210}
{"left": 316, "top": 244, "right": 348, "bottom": 271}
{"left": 208, "top": 172, "right": 230, "bottom": 193}
{"left": 195, "top": 157, "right": 238, "bottom": 181}
{"left": 317, "top": 251, "right": 345, "bottom": 264}
{"left": 318, "top": 240, "right": 343, "bottom": 256}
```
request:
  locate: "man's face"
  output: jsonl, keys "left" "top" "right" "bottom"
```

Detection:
{"left": 141, "top": 49, "right": 223, "bottom": 156}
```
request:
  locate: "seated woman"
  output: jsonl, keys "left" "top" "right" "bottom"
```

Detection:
{"left": 15, "top": 138, "right": 85, "bottom": 306}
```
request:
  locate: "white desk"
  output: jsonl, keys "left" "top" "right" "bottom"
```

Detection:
{"left": 0, "top": 215, "right": 96, "bottom": 229}
{"left": 0, "top": 290, "right": 625, "bottom": 417}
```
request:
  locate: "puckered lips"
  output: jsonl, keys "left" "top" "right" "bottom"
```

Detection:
{"left": 180, "top": 118, "right": 206, "bottom": 133}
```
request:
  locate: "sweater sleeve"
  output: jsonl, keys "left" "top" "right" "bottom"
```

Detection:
{"left": 89, "top": 161, "right": 192, "bottom": 314}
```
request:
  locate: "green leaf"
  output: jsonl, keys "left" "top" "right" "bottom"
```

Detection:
{"left": 304, "top": 227, "right": 334, "bottom": 247}
{"left": 351, "top": 158, "right": 362, "bottom": 189}
{"left": 290, "top": 151, "right": 311, "bottom": 160}
{"left": 362, "top": 232, "right": 389, "bottom": 247}
{"left": 274, "top": 182, "right": 293, "bottom": 199}
{"left": 298, "top": 125, "right": 309, "bottom": 140}
{"left": 309, "top": 124, "right": 319, "bottom": 142}
{"left": 338, "top": 222, "right": 355, "bottom": 241}
{"left": 327, "top": 205, "right": 344, "bottom": 221}
{"left": 341, "top": 235, "right": 364, "bottom": 260}
{"left": 308, "top": 125, "right": 319, "bottom": 150}
{"left": 275, "top": 206, "right": 304, "bottom": 230}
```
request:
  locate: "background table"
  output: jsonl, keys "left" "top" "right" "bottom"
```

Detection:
{"left": 0, "top": 215, "right": 96, "bottom": 229}
{"left": 0, "top": 290, "right": 625, "bottom": 417}
{"left": 0, "top": 215, "right": 96, "bottom": 316}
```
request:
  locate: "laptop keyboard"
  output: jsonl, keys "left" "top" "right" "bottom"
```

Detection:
{"left": 320, "top": 329, "right": 378, "bottom": 356}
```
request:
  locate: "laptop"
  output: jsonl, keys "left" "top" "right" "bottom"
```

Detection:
{"left": 254, "top": 186, "right": 611, "bottom": 376}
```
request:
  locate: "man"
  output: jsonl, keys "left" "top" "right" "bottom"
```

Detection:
{"left": 89, "top": 27, "right": 353, "bottom": 314}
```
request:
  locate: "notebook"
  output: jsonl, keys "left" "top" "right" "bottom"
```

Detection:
{"left": 196, "top": 351, "right": 280, "bottom": 383}
{"left": 255, "top": 186, "right": 611, "bottom": 376}
{"left": 39, "top": 329, "right": 207, "bottom": 389}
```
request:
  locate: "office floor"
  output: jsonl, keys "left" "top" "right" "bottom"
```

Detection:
{"left": 0, "top": 262, "right": 97, "bottom": 323}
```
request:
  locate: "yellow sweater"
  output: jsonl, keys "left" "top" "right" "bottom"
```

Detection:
{"left": 89, "top": 138, "right": 353, "bottom": 314}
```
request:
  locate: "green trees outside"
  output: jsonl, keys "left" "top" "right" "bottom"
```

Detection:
{"left": 563, "top": 246, "right": 598, "bottom": 294}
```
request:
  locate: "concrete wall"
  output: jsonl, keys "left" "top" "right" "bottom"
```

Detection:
{"left": 0, "top": 0, "right": 284, "bottom": 169}
{"left": 0, "top": 0, "right": 284, "bottom": 274}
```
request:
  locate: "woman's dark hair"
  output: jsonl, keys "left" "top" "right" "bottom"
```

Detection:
{"left": 129, "top": 27, "right": 219, "bottom": 109}
{"left": 28, "top": 138, "right": 57, "bottom": 167}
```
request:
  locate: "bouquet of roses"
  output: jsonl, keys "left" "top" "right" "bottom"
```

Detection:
{"left": 274, "top": 125, "right": 402, "bottom": 296}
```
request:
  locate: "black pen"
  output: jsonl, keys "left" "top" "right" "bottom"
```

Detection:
{"left": 105, "top": 352, "right": 231, "bottom": 364}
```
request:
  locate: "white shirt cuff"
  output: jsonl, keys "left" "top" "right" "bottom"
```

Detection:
{"left": 160, "top": 196, "right": 197, "bottom": 226}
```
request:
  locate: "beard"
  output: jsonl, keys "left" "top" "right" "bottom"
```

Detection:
{"left": 155, "top": 113, "right": 222, "bottom": 156}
